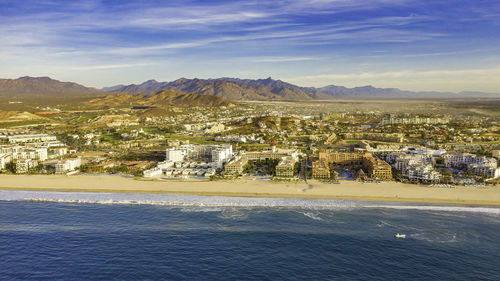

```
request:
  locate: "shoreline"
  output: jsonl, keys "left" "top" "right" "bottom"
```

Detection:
{"left": 1, "top": 174, "right": 500, "bottom": 206}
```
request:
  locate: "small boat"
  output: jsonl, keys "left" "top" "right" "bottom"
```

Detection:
{"left": 395, "top": 233, "right": 406, "bottom": 239}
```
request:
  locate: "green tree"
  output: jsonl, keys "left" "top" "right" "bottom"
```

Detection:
{"left": 5, "top": 161, "right": 16, "bottom": 174}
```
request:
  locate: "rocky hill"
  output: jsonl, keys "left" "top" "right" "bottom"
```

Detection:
{"left": 0, "top": 76, "right": 103, "bottom": 97}
{"left": 0, "top": 110, "right": 50, "bottom": 123}
{"left": 84, "top": 90, "right": 235, "bottom": 109}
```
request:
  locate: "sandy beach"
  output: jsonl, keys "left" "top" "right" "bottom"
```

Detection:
{"left": 1, "top": 174, "right": 500, "bottom": 205}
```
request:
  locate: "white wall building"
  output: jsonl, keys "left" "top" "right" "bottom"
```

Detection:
{"left": 0, "top": 153, "right": 12, "bottom": 170}
{"left": 16, "top": 159, "right": 38, "bottom": 174}
{"left": 55, "top": 157, "right": 82, "bottom": 174}
{"left": 166, "top": 149, "right": 185, "bottom": 162}
{"left": 7, "top": 134, "right": 57, "bottom": 144}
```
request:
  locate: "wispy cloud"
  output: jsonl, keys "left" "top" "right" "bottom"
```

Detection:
{"left": 0, "top": 0, "right": 499, "bottom": 91}
{"left": 247, "top": 56, "right": 321, "bottom": 63}
{"left": 284, "top": 67, "right": 500, "bottom": 92}
{"left": 69, "top": 63, "right": 157, "bottom": 71}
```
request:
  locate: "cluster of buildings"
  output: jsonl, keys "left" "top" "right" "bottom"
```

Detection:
{"left": 385, "top": 147, "right": 500, "bottom": 182}
{"left": 0, "top": 133, "right": 57, "bottom": 144}
{"left": 224, "top": 144, "right": 299, "bottom": 178}
{"left": 340, "top": 132, "right": 404, "bottom": 143}
{"left": 143, "top": 144, "right": 232, "bottom": 178}
{"left": 0, "top": 133, "right": 80, "bottom": 174}
{"left": 380, "top": 114, "right": 450, "bottom": 125}
{"left": 214, "top": 134, "right": 265, "bottom": 144}
{"left": 182, "top": 123, "right": 226, "bottom": 134}
{"left": 312, "top": 151, "right": 392, "bottom": 180}
{"left": 55, "top": 157, "right": 82, "bottom": 174}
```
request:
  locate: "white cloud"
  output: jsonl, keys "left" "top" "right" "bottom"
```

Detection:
{"left": 284, "top": 67, "right": 500, "bottom": 92}
{"left": 247, "top": 56, "right": 321, "bottom": 63}
{"left": 69, "top": 63, "right": 157, "bottom": 71}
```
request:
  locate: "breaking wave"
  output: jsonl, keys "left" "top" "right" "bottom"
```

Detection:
{"left": 1, "top": 190, "right": 499, "bottom": 216}
{"left": 365, "top": 205, "right": 500, "bottom": 216}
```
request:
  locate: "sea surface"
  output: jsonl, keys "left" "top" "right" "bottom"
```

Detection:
{"left": 1, "top": 190, "right": 500, "bottom": 280}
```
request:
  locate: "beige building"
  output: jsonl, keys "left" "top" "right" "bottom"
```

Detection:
{"left": 313, "top": 151, "right": 392, "bottom": 180}
{"left": 275, "top": 157, "right": 296, "bottom": 178}
{"left": 224, "top": 157, "right": 248, "bottom": 175}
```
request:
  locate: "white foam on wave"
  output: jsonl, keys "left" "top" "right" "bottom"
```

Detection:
{"left": 1, "top": 190, "right": 499, "bottom": 216}
{"left": 366, "top": 205, "right": 500, "bottom": 216}
{"left": 296, "top": 211, "right": 324, "bottom": 221}
{"left": 0, "top": 190, "right": 365, "bottom": 209}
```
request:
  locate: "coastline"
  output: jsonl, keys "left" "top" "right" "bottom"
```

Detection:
{"left": 1, "top": 174, "right": 500, "bottom": 206}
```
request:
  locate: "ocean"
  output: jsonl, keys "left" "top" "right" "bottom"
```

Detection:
{"left": 1, "top": 190, "right": 499, "bottom": 280}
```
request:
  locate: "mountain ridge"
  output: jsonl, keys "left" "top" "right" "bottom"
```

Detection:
{"left": 84, "top": 90, "right": 236, "bottom": 109}
{"left": 0, "top": 76, "right": 103, "bottom": 97}
{"left": 1, "top": 76, "right": 498, "bottom": 101}
{"left": 103, "top": 77, "right": 500, "bottom": 100}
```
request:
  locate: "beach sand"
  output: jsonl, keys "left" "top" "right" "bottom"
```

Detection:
{"left": 1, "top": 174, "right": 500, "bottom": 205}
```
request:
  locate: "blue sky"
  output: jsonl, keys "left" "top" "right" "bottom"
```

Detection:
{"left": 1, "top": 0, "right": 499, "bottom": 92}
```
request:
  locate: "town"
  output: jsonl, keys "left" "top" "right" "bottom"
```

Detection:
{"left": 1, "top": 99, "right": 499, "bottom": 187}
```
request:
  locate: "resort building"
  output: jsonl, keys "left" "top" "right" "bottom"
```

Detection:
{"left": 55, "top": 157, "right": 82, "bottom": 174}
{"left": 312, "top": 159, "right": 330, "bottom": 179}
{"left": 313, "top": 151, "right": 392, "bottom": 180}
{"left": 6, "top": 134, "right": 57, "bottom": 144}
{"left": 224, "top": 157, "right": 249, "bottom": 175}
{"left": 223, "top": 146, "right": 299, "bottom": 177}
{"left": 15, "top": 159, "right": 38, "bottom": 174}
{"left": 275, "top": 156, "right": 297, "bottom": 178}
{"left": 362, "top": 156, "right": 393, "bottom": 180}
{"left": 380, "top": 114, "right": 450, "bottom": 125}
{"left": 0, "top": 153, "right": 12, "bottom": 170}
{"left": 166, "top": 148, "right": 185, "bottom": 162}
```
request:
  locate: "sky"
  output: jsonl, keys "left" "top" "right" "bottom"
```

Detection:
{"left": 1, "top": 0, "right": 500, "bottom": 92}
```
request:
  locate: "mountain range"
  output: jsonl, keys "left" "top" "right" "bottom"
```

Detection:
{"left": 103, "top": 77, "right": 500, "bottom": 100}
{"left": 1, "top": 76, "right": 499, "bottom": 101}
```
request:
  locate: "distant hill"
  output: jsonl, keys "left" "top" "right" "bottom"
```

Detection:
{"left": 0, "top": 110, "right": 50, "bottom": 123}
{"left": 104, "top": 77, "right": 500, "bottom": 101}
{"left": 84, "top": 90, "right": 235, "bottom": 109}
{"left": 0, "top": 76, "right": 103, "bottom": 97}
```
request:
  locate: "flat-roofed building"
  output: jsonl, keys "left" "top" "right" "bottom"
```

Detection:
{"left": 224, "top": 157, "right": 248, "bottom": 175}
{"left": 312, "top": 160, "right": 330, "bottom": 179}
{"left": 166, "top": 149, "right": 185, "bottom": 162}
{"left": 16, "top": 159, "right": 38, "bottom": 174}
{"left": 244, "top": 148, "right": 298, "bottom": 161}
{"left": 55, "top": 157, "right": 81, "bottom": 174}
{"left": 7, "top": 134, "right": 57, "bottom": 144}
{"left": 363, "top": 155, "right": 393, "bottom": 180}
{"left": 0, "top": 153, "right": 12, "bottom": 170}
{"left": 275, "top": 156, "right": 296, "bottom": 178}
{"left": 313, "top": 151, "right": 392, "bottom": 180}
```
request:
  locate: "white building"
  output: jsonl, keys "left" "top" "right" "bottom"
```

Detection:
{"left": 55, "top": 157, "right": 82, "bottom": 174}
{"left": 166, "top": 149, "right": 185, "bottom": 162}
{"left": 7, "top": 134, "right": 57, "bottom": 144}
{"left": 16, "top": 159, "right": 38, "bottom": 174}
{"left": 406, "top": 164, "right": 442, "bottom": 182}
{"left": 204, "top": 123, "right": 225, "bottom": 134}
{"left": 211, "top": 145, "right": 233, "bottom": 169}
{"left": 143, "top": 167, "right": 163, "bottom": 178}
{"left": 0, "top": 153, "right": 12, "bottom": 170}
{"left": 13, "top": 148, "right": 48, "bottom": 161}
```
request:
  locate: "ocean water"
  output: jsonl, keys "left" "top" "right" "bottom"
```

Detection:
{"left": 1, "top": 191, "right": 500, "bottom": 280}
